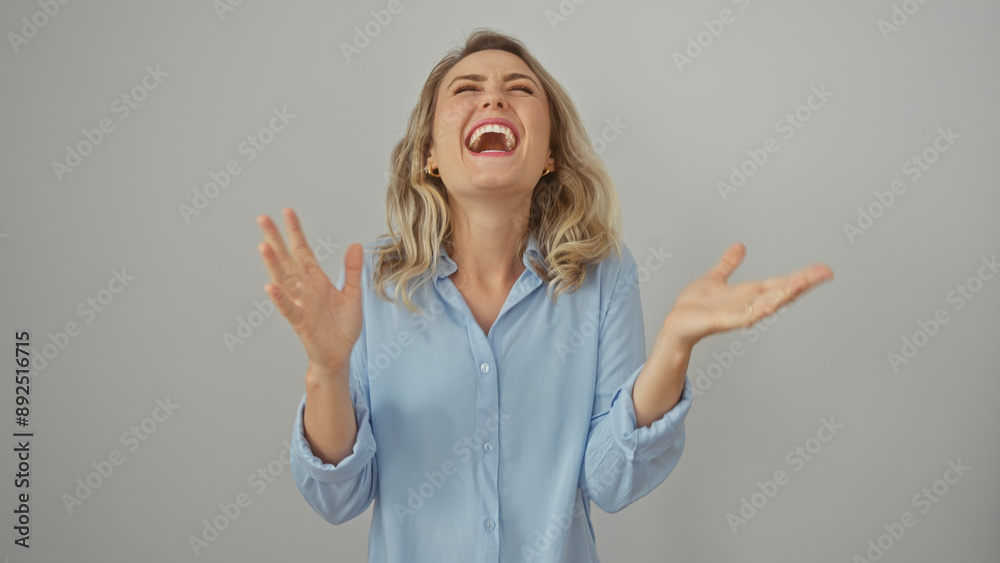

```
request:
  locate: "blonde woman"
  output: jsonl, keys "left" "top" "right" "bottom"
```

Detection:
{"left": 256, "top": 29, "right": 832, "bottom": 562}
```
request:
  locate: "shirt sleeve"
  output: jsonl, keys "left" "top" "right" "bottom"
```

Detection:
{"left": 581, "top": 246, "right": 694, "bottom": 514}
{"left": 288, "top": 262, "right": 378, "bottom": 525}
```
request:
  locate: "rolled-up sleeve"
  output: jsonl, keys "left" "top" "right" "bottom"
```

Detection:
{"left": 289, "top": 265, "right": 378, "bottom": 525}
{"left": 582, "top": 247, "right": 694, "bottom": 513}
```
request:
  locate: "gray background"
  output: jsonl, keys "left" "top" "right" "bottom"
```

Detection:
{"left": 1, "top": 0, "right": 998, "bottom": 561}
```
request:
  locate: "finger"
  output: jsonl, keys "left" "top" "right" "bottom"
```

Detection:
{"left": 340, "top": 243, "right": 365, "bottom": 301}
{"left": 257, "top": 214, "right": 296, "bottom": 271}
{"left": 753, "top": 263, "right": 834, "bottom": 315}
{"left": 263, "top": 282, "right": 303, "bottom": 325}
{"left": 283, "top": 208, "right": 321, "bottom": 274}
{"left": 759, "top": 263, "right": 833, "bottom": 296}
{"left": 258, "top": 241, "right": 292, "bottom": 291}
{"left": 706, "top": 242, "right": 746, "bottom": 281}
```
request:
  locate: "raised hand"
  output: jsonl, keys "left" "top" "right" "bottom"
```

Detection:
{"left": 661, "top": 242, "right": 834, "bottom": 350}
{"left": 256, "top": 208, "right": 364, "bottom": 375}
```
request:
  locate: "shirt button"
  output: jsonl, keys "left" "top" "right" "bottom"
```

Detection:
{"left": 483, "top": 442, "right": 493, "bottom": 453}
{"left": 484, "top": 519, "right": 495, "bottom": 532}
{"left": 480, "top": 363, "right": 490, "bottom": 374}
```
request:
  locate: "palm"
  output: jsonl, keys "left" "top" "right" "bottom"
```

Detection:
{"left": 257, "top": 209, "right": 363, "bottom": 371}
{"left": 287, "top": 261, "right": 362, "bottom": 366}
{"left": 664, "top": 242, "right": 833, "bottom": 348}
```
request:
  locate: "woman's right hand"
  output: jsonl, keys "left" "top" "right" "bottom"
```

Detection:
{"left": 256, "top": 208, "right": 363, "bottom": 377}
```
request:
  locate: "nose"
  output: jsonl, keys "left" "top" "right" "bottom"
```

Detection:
{"left": 482, "top": 89, "right": 506, "bottom": 109}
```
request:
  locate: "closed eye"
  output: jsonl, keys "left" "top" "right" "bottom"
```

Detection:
{"left": 452, "top": 84, "right": 536, "bottom": 95}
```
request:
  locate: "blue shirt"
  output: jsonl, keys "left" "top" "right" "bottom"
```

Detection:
{"left": 290, "top": 235, "right": 694, "bottom": 562}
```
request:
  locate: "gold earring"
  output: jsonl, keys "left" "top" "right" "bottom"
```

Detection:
{"left": 425, "top": 165, "right": 440, "bottom": 178}
{"left": 541, "top": 164, "right": 552, "bottom": 177}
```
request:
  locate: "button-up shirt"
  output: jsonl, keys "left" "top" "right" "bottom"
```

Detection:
{"left": 290, "top": 235, "right": 694, "bottom": 562}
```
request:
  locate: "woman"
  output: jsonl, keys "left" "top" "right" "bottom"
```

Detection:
{"left": 256, "top": 29, "right": 832, "bottom": 562}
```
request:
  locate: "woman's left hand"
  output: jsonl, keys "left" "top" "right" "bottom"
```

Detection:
{"left": 659, "top": 242, "right": 834, "bottom": 350}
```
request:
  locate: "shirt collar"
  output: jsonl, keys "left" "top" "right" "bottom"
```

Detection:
{"left": 435, "top": 235, "right": 544, "bottom": 280}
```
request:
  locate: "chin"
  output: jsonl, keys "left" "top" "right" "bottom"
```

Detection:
{"left": 452, "top": 174, "right": 535, "bottom": 196}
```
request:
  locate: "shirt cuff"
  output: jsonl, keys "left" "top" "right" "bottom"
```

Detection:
{"left": 607, "top": 363, "right": 693, "bottom": 463}
{"left": 290, "top": 392, "right": 377, "bottom": 483}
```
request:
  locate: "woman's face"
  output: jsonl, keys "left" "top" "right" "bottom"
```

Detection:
{"left": 428, "top": 49, "right": 554, "bottom": 201}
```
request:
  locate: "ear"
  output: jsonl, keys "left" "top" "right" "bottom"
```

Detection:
{"left": 545, "top": 149, "right": 555, "bottom": 172}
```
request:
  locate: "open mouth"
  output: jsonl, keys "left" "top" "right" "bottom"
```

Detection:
{"left": 466, "top": 123, "right": 519, "bottom": 154}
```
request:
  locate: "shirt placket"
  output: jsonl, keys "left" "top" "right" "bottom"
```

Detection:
{"left": 434, "top": 252, "right": 542, "bottom": 562}
{"left": 472, "top": 322, "right": 500, "bottom": 560}
{"left": 433, "top": 279, "right": 501, "bottom": 561}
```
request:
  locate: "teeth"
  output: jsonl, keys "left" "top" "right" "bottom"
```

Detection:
{"left": 468, "top": 123, "right": 517, "bottom": 152}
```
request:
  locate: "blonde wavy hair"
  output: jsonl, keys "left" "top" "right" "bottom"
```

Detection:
{"left": 373, "top": 29, "right": 623, "bottom": 313}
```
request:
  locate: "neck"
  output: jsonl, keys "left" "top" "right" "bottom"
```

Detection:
{"left": 446, "top": 197, "right": 530, "bottom": 290}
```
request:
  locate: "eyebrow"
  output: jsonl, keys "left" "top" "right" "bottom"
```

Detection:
{"left": 447, "top": 73, "right": 540, "bottom": 91}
